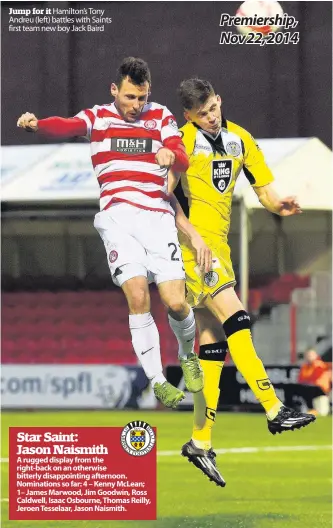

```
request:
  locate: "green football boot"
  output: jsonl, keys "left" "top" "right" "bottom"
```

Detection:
{"left": 153, "top": 381, "right": 185, "bottom": 409}
{"left": 180, "top": 353, "right": 204, "bottom": 393}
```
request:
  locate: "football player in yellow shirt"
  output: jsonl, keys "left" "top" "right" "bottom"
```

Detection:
{"left": 169, "top": 78, "right": 316, "bottom": 487}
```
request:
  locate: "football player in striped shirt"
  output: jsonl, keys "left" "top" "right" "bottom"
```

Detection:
{"left": 16, "top": 59, "right": 211, "bottom": 409}
{"left": 170, "top": 78, "right": 316, "bottom": 486}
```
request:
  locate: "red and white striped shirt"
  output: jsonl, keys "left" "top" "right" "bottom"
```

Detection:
{"left": 75, "top": 101, "right": 183, "bottom": 214}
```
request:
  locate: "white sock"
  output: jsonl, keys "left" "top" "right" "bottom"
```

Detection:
{"left": 168, "top": 308, "right": 196, "bottom": 359}
{"left": 129, "top": 313, "right": 166, "bottom": 387}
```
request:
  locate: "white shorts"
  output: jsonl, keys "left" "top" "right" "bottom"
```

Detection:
{"left": 94, "top": 204, "right": 186, "bottom": 287}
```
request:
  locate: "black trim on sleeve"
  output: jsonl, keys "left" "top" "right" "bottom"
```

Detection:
{"left": 174, "top": 182, "right": 189, "bottom": 218}
{"left": 243, "top": 166, "right": 256, "bottom": 185}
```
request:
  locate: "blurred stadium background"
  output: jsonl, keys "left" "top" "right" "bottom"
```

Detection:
{"left": 1, "top": 2, "right": 332, "bottom": 527}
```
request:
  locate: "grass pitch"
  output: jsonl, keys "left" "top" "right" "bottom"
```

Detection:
{"left": 1, "top": 410, "right": 331, "bottom": 528}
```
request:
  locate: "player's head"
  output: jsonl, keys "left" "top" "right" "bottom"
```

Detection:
{"left": 304, "top": 348, "right": 319, "bottom": 363}
{"left": 111, "top": 57, "right": 151, "bottom": 122}
{"left": 178, "top": 78, "right": 222, "bottom": 135}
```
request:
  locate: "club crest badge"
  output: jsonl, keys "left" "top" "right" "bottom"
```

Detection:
{"left": 144, "top": 119, "right": 157, "bottom": 130}
{"left": 204, "top": 271, "right": 219, "bottom": 287}
{"left": 109, "top": 250, "right": 118, "bottom": 263}
{"left": 121, "top": 421, "right": 155, "bottom": 456}
{"left": 225, "top": 141, "right": 241, "bottom": 157}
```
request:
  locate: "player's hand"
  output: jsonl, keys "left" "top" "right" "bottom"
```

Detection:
{"left": 17, "top": 112, "right": 38, "bottom": 132}
{"left": 155, "top": 148, "right": 175, "bottom": 169}
{"left": 190, "top": 233, "right": 212, "bottom": 273}
{"left": 279, "top": 196, "right": 302, "bottom": 216}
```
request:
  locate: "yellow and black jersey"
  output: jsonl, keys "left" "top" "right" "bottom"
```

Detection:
{"left": 179, "top": 117, "right": 274, "bottom": 243}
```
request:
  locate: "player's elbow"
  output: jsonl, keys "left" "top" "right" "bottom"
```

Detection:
{"left": 258, "top": 193, "right": 280, "bottom": 214}
{"left": 173, "top": 156, "right": 189, "bottom": 173}
{"left": 181, "top": 156, "right": 190, "bottom": 172}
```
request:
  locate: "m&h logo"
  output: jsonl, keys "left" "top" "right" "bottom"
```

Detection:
{"left": 111, "top": 138, "right": 152, "bottom": 154}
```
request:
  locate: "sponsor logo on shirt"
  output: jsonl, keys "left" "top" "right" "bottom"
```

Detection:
{"left": 211, "top": 159, "right": 233, "bottom": 194}
{"left": 193, "top": 143, "right": 212, "bottom": 155}
{"left": 168, "top": 117, "right": 178, "bottom": 129}
{"left": 111, "top": 138, "right": 153, "bottom": 154}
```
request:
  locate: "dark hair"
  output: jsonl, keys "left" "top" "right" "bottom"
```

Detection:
{"left": 116, "top": 57, "right": 151, "bottom": 88}
{"left": 178, "top": 78, "right": 215, "bottom": 110}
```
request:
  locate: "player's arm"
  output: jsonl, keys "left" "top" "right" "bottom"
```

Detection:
{"left": 242, "top": 130, "right": 301, "bottom": 216}
{"left": 168, "top": 174, "right": 212, "bottom": 273}
{"left": 167, "top": 168, "right": 181, "bottom": 193}
{"left": 156, "top": 137, "right": 189, "bottom": 171}
{"left": 297, "top": 365, "right": 307, "bottom": 384}
{"left": 167, "top": 170, "right": 194, "bottom": 240}
{"left": 161, "top": 136, "right": 189, "bottom": 171}
{"left": 316, "top": 370, "right": 331, "bottom": 394}
{"left": 254, "top": 183, "right": 302, "bottom": 216}
{"left": 155, "top": 108, "right": 189, "bottom": 171}
{"left": 17, "top": 112, "right": 87, "bottom": 138}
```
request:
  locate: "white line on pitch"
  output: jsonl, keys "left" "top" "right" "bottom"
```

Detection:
{"left": 158, "top": 444, "right": 332, "bottom": 456}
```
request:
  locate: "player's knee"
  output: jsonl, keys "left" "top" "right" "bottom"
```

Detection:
{"left": 313, "top": 395, "right": 330, "bottom": 416}
{"left": 127, "top": 288, "right": 150, "bottom": 313}
{"left": 167, "top": 298, "right": 187, "bottom": 316}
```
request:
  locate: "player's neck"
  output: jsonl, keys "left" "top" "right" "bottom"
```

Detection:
{"left": 201, "top": 128, "right": 222, "bottom": 141}
{"left": 192, "top": 122, "right": 222, "bottom": 141}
